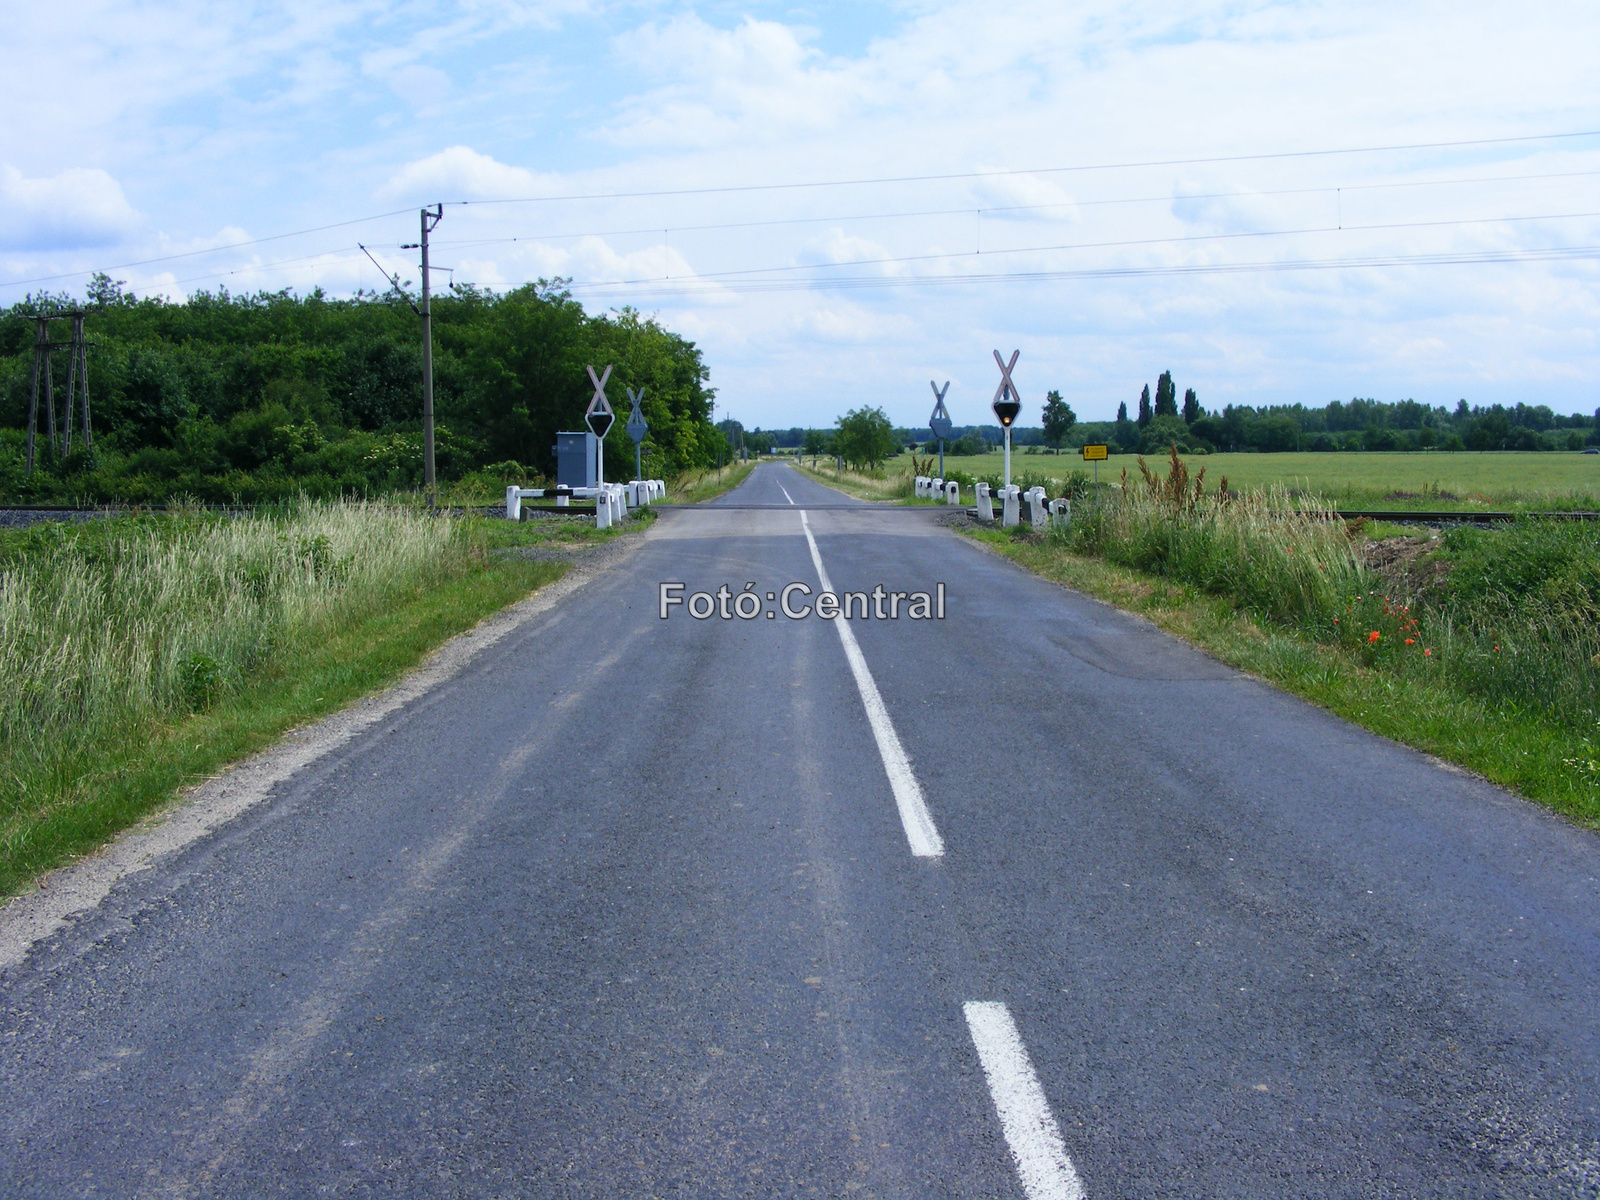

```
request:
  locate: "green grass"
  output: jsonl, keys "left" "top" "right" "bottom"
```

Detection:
{"left": 791, "top": 460, "right": 915, "bottom": 502}
{"left": 666, "top": 461, "right": 758, "bottom": 504}
{"left": 0, "top": 506, "right": 569, "bottom": 897}
{"left": 474, "top": 506, "right": 656, "bottom": 552}
{"left": 944, "top": 449, "right": 1600, "bottom": 510}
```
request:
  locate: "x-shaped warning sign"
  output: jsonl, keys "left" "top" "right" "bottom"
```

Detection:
{"left": 625, "top": 386, "right": 649, "bottom": 444}
{"left": 585, "top": 364, "right": 615, "bottom": 439}
{"left": 929, "top": 381, "right": 953, "bottom": 442}
{"left": 991, "top": 349, "right": 1021, "bottom": 428}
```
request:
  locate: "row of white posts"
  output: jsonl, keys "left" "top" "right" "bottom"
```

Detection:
{"left": 913, "top": 476, "right": 963, "bottom": 504}
{"left": 973, "top": 483, "right": 1071, "bottom": 530}
{"left": 505, "top": 480, "right": 666, "bottom": 528}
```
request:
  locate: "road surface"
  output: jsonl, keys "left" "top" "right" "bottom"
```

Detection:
{"left": 3, "top": 462, "right": 1598, "bottom": 1198}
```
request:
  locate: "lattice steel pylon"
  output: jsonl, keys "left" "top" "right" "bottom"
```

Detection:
{"left": 25, "top": 310, "right": 92, "bottom": 475}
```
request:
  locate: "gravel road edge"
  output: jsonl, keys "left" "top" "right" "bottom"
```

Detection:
{"left": 0, "top": 529, "right": 649, "bottom": 973}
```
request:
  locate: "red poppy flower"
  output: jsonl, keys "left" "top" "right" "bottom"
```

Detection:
{"left": 1368, "top": 631, "right": 1381, "bottom": 643}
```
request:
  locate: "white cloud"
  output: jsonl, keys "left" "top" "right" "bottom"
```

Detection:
{"left": 5, "top": 0, "right": 1600, "bottom": 422}
{"left": 605, "top": 15, "right": 866, "bottom": 147}
{"left": 379, "top": 146, "right": 551, "bottom": 202}
{"left": 0, "top": 165, "right": 141, "bottom": 251}
{"left": 794, "top": 305, "right": 918, "bottom": 343}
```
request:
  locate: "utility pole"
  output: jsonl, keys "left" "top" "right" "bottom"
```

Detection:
{"left": 419, "top": 205, "right": 443, "bottom": 507}
{"left": 24, "top": 312, "right": 91, "bottom": 474}
{"left": 26, "top": 316, "right": 45, "bottom": 475}
{"left": 63, "top": 311, "right": 89, "bottom": 456}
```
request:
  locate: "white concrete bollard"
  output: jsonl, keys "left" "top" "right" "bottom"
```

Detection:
{"left": 914, "top": 475, "right": 927, "bottom": 497}
{"left": 1001, "top": 484, "right": 1021, "bottom": 527}
{"left": 506, "top": 484, "right": 522, "bottom": 521}
{"left": 627, "top": 481, "right": 640, "bottom": 507}
{"left": 1049, "top": 498, "right": 1071, "bottom": 528}
{"left": 595, "top": 488, "right": 612, "bottom": 529}
{"left": 945, "top": 480, "right": 960, "bottom": 505}
{"left": 975, "top": 482, "right": 993, "bottom": 522}
{"left": 931, "top": 478, "right": 943, "bottom": 504}
{"left": 1026, "top": 486, "right": 1048, "bottom": 529}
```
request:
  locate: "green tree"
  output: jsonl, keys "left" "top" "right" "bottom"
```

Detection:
{"left": 1138, "top": 414, "right": 1191, "bottom": 455}
{"left": 1154, "top": 371, "right": 1177, "bottom": 419}
{"left": 833, "top": 406, "right": 897, "bottom": 468}
{"left": 1137, "top": 384, "right": 1153, "bottom": 428}
{"left": 802, "top": 428, "right": 829, "bottom": 463}
{"left": 1182, "top": 387, "right": 1200, "bottom": 425}
{"left": 1041, "top": 389, "right": 1077, "bottom": 453}
{"left": 0, "top": 278, "right": 722, "bottom": 502}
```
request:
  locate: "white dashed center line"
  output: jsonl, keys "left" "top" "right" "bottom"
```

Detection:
{"left": 799, "top": 509, "right": 943, "bottom": 857}
{"left": 964, "top": 1001, "right": 1085, "bottom": 1200}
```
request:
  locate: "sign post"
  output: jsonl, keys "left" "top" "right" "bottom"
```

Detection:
{"left": 929, "top": 380, "right": 953, "bottom": 479}
{"left": 626, "top": 386, "right": 649, "bottom": 482}
{"left": 1081, "top": 442, "right": 1108, "bottom": 497}
{"left": 991, "top": 350, "right": 1021, "bottom": 489}
{"left": 585, "top": 365, "right": 615, "bottom": 487}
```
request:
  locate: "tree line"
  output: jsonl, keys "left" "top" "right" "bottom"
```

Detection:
{"left": 0, "top": 275, "right": 722, "bottom": 502}
{"left": 1094, "top": 372, "right": 1600, "bottom": 455}
{"left": 755, "top": 371, "right": 1600, "bottom": 460}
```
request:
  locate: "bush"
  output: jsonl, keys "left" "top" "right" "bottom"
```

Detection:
{"left": 1048, "top": 459, "right": 1600, "bottom": 734}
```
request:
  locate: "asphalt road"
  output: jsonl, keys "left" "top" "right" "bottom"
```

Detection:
{"left": 3, "top": 461, "right": 1599, "bottom": 1198}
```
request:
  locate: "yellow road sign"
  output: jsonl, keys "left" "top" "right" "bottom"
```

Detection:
{"left": 1081, "top": 444, "right": 1108, "bottom": 461}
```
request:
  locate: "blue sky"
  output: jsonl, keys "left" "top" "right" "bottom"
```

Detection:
{"left": 4, "top": 0, "right": 1600, "bottom": 429}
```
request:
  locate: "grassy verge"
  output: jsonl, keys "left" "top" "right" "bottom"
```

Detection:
{"left": 666, "top": 461, "right": 758, "bottom": 504}
{"left": 472, "top": 506, "right": 656, "bottom": 552}
{"left": 962, "top": 464, "right": 1600, "bottom": 826}
{"left": 971, "top": 530, "right": 1598, "bottom": 824}
{"left": 0, "top": 507, "right": 567, "bottom": 898}
{"left": 792, "top": 460, "right": 916, "bottom": 502}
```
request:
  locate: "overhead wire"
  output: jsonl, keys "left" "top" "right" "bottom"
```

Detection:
{"left": 5, "top": 126, "right": 1597, "bottom": 296}
{"left": 560, "top": 243, "right": 1600, "bottom": 299}
{"left": 103, "top": 204, "right": 1600, "bottom": 295}
{"left": 2, "top": 208, "right": 417, "bottom": 291}
{"left": 429, "top": 167, "right": 1600, "bottom": 251}
{"left": 545, "top": 209, "right": 1600, "bottom": 288}
{"left": 443, "top": 128, "right": 1600, "bottom": 207}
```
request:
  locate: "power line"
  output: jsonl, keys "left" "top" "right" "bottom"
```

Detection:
{"left": 123, "top": 205, "right": 1600, "bottom": 295}
{"left": 561, "top": 243, "right": 1600, "bottom": 299}
{"left": 446, "top": 128, "right": 1600, "bottom": 207}
{"left": 5, "top": 129, "right": 1597, "bottom": 296}
{"left": 0, "top": 209, "right": 416, "bottom": 292}
{"left": 563, "top": 208, "right": 1600, "bottom": 289}
{"left": 429, "top": 167, "right": 1600, "bottom": 252}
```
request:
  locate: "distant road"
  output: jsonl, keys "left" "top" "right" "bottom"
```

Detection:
{"left": 3, "top": 462, "right": 1598, "bottom": 1198}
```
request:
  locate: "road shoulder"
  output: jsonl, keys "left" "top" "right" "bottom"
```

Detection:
{"left": 0, "top": 526, "right": 650, "bottom": 974}
{"left": 955, "top": 519, "right": 1600, "bottom": 831}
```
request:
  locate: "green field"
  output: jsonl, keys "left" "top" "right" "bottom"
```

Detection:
{"left": 928, "top": 450, "right": 1600, "bottom": 508}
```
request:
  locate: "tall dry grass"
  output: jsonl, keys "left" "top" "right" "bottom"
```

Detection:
{"left": 793, "top": 460, "right": 916, "bottom": 501}
{"left": 0, "top": 503, "right": 464, "bottom": 839}
{"left": 1055, "top": 450, "right": 1600, "bottom": 739}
